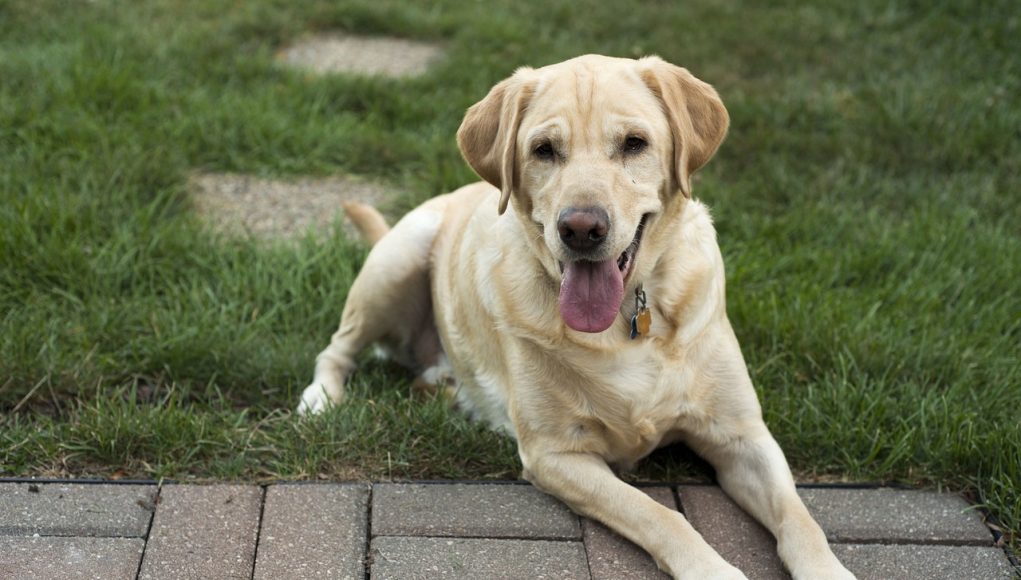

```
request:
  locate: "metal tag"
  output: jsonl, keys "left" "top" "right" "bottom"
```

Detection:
{"left": 630, "top": 284, "right": 651, "bottom": 339}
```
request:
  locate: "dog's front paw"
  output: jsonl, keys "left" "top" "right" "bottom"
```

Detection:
{"left": 674, "top": 557, "right": 748, "bottom": 580}
{"left": 790, "top": 559, "right": 856, "bottom": 580}
{"left": 796, "top": 567, "right": 856, "bottom": 580}
{"left": 680, "top": 563, "right": 747, "bottom": 580}
{"left": 297, "top": 382, "right": 341, "bottom": 416}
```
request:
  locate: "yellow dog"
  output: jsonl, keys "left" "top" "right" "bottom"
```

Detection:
{"left": 301, "top": 55, "right": 855, "bottom": 580}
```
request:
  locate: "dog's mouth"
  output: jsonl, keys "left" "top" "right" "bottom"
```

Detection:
{"left": 616, "top": 213, "right": 648, "bottom": 280}
{"left": 558, "top": 214, "right": 649, "bottom": 333}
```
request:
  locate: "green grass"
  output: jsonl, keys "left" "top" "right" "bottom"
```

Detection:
{"left": 1, "top": 0, "right": 1019, "bottom": 548}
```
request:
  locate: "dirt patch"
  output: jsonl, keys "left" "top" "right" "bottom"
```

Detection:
{"left": 276, "top": 33, "right": 444, "bottom": 78}
{"left": 189, "top": 172, "right": 394, "bottom": 240}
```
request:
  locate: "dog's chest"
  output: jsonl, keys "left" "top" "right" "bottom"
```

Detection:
{"left": 560, "top": 343, "right": 701, "bottom": 463}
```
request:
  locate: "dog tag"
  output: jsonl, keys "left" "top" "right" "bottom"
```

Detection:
{"left": 635, "top": 307, "right": 651, "bottom": 335}
{"left": 630, "top": 284, "right": 652, "bottom": 339}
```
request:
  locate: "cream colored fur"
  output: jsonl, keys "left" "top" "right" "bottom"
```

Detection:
{"left": 300, "top": 55, "right": 855, "bottom": 580}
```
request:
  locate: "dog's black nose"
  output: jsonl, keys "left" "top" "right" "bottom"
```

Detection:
{"left": 558, "top": 207, "right": 609, "bottom": 252}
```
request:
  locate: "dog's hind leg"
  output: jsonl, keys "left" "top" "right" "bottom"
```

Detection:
{"left": 411, "top": 353, "right": 457, "bottom": 399}
{"left": 298, "top": 202, "right": 445, "bottom": 415}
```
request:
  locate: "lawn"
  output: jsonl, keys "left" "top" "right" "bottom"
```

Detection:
{"left": 1, "top": 0, "right": 1018, "bottom": 548}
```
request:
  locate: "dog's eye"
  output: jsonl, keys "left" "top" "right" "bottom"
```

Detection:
{"left": 624, "top": 136, "right": 647, "bottom": 154}
{"left": 534, "top": 142, "right": 555, "bottom": 160}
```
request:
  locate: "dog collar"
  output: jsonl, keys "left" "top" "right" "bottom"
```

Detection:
{"left": 629, "top": 283, "right": 652, "bottom": 339}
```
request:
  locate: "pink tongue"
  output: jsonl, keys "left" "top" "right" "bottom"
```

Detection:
{"left": 559, "top": 259, "right": 624, "bottom": 333}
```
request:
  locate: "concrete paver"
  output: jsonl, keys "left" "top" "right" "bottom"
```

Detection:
{"left": 254, "top": 484, "right": 369, "bottom": 580}
{"left": 372, "top": 483, "right": 581, "bottom": 539}
{"left": 138, "top": 484, "right": 262, "bottom": 580}
{"left": 798, "top": 488, "right": 993, "bottom": 545}
{"left": 831, "top": 544, "right": 1015, "bottom": 580}
{"left": 0, "top": 483, "right": 155, "bottom": 537}
{"left": 583, "top": 487, "right": 675, "bottom": 580}
{"left": 0, "top": 480, "right": 1012, "bottom": 579}
{"left": 370, "top": 536, "right": 590, "bottom": 580}
{"left": 0, "top": 536, "right": 144, "bottom": 580}
{"left": 679, "top": 486, "right": 789, "bottom": 580}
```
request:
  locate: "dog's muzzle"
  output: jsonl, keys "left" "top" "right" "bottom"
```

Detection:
{"left": 557, "top": 213, "right": 649, "bottom": 333}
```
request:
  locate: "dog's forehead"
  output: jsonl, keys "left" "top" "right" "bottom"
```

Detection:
{"left": 527, "top": 57, "right": 661, "bottom": 122}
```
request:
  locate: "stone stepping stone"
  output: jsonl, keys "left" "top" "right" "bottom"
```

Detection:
{"left": 277, "top": 33, "right": 443, "bottom": 78}
{"left": 189, "top": 172, "right": 393, "bottom": 240}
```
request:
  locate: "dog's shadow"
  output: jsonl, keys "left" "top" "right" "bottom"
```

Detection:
{"left": 628, "top": 443, "right": 717, "bottom": 485}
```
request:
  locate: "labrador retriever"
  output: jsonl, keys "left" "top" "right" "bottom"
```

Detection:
{"left": 299, "top": 54, "right": 854, "bottom": 580}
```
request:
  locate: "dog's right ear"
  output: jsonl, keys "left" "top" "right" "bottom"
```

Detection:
{"left": 457, "top": 68, "right": 536, "bottom": 215}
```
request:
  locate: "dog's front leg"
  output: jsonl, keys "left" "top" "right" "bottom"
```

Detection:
{"left": 522, "top": 450, "right": 746, "bottom": 580}
{"left": 690, "top": 425, "right": 855, "bottom": 580}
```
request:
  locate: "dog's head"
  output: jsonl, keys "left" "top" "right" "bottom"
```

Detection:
{"left": 458, "top": 55, "right": 728, "bottom": 333}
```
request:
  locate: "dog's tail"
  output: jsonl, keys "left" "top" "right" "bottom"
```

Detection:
{"left": 342, "top": 201, "right": 389, "bottom": 246}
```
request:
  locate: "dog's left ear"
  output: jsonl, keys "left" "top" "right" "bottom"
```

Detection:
{"left": 639, "top": 57, "right": 729, "bottom": 198}
{"left": 457, "top": 68, "right": 536, "bottom": 214}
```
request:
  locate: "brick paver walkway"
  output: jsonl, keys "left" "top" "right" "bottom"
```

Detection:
{"left": 0, "top": 481, "right": 1015, "bottom": 579}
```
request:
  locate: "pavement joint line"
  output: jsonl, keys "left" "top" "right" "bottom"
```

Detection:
{"left": 136, "top": 485, "right": 159, "bottom": 578}
{"left": 670, "top": 485, "right": 685, "bottom": 516}
{"left": 364, "top": 483, "right": 374, "bottom": 580}
{"left": 134, "top": 479, "right": 161, "bottom": 580}
{"left": 0, "top": 477, "right": 169, "bottom": 485}
{"left": 370, "top": 479, "right": 533, "bottom": 486}
{"left": 371, "top": 535, "right": 588, "bottom": 543}
{"left": 794, "top": 482, "right": 916, "bottom": 490}
{"left": 826, "top": 538, "right": 1002, "bottom": 547}
{"left": 581, "top": 528, "right": 596, "bottom": 580}
{"left": 248, "top": 484, "right": 269, "bottom": 580}
{"left": 0, "top": 533, "right": 146, "bottom": 539}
